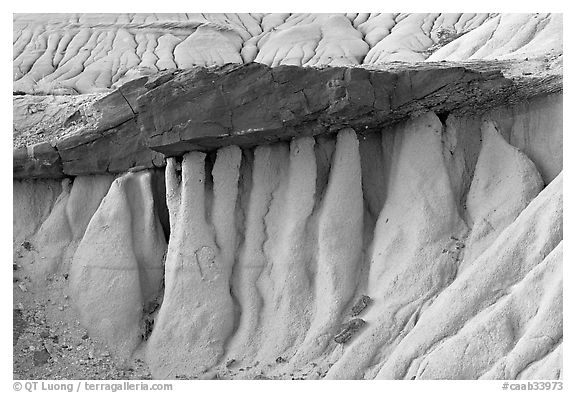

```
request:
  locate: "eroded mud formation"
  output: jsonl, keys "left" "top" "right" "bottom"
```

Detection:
{"left": 13, "top": 13, "right": 562, "bottom": 380}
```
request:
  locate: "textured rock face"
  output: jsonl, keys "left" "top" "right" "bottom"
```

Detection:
{"left": 137, "top": 62, "right": 521, "bottom": 155}
{"left": 12, "top": 61, "right": 561, "bottom": 179}
{"left": 13, "top": 13, "right": 562, "bottom": 381}
{"left": 13, "top": 78, "right": 164, "bottom": 179}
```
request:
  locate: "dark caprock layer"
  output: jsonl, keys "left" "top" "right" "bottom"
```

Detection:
{"left": 13, "top": 60, "right": 562, "bottom": 179}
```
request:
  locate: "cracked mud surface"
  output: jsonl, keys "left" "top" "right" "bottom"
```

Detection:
{"left": 14, "top": 13, "right": 561, "bottom": 95}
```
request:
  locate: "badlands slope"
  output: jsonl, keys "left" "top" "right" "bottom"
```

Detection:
{"left": 14, "top": 13, "right": 562, "bottom": 94}
{"left": 13, "top": 13, "right": 562, "bottom": 380}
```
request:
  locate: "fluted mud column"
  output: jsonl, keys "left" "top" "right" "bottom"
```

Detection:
{"left": 255, "top": 137, "right": 317, "bottom": 361}
{"left": 146, "top": 147, "right": 242, "bottom": 378}
{"left": 327, "top": 112, "right": 469, "bottom": 379}
{"left": 225, "top": 144, "right": 288, "bottom": 362}
{"left": 459, "top": 120, "right": 544, "bottom": 271}
{"left": 293, "top": 129, "right": 363, "bottom": 364}
{"left": 69, "top": 171, "right": 166, "bottom": 360}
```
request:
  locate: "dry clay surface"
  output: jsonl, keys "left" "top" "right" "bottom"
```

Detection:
{"left": 13, "top": 13, "right": 562, "bottom": 94}
{"left": 14, "top": 108, "right": 562, "bottom": 380}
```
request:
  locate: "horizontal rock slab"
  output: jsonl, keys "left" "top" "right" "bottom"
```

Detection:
{"left": 137, "top": 60, "right": 562, "bottom": 155}
{"left": 13, "top": 78, "right": 164, "bottom": 179}
{"left": 13, "top": 142, "right": 62, "bottom": 179}
{"left": 14, "top": 59, "right": 562, "bottom": 179}
{"left": 55, "top": 77, "right": 164, "bottom": 175}
{"left": 57, "top": 119, "right": 165, "bottom": 176}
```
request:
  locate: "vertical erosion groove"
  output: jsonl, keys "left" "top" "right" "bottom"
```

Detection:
{"left": 294, "top": 128, "right": 363, "bottom": 365}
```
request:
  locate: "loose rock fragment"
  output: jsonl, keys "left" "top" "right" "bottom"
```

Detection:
{"left": 350, "top": 295, "right": 372, "bottom": 317}
{"left": 334, "top": 318, "right": 366, "bottom": 344}
{"left": 33, "top": 347, "right": 51, "bottom": 366}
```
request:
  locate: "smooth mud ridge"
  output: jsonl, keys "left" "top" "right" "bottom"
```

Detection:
{"left": 14, "top": 13, "right": 562, "bottom": 381}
